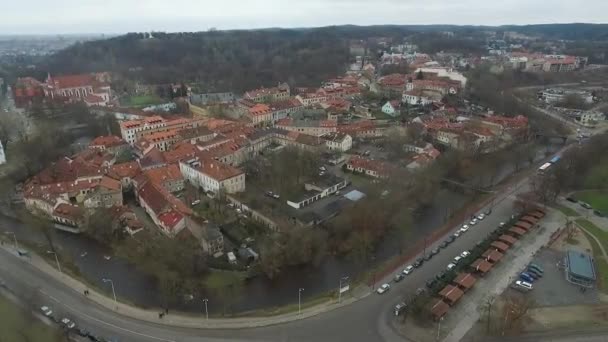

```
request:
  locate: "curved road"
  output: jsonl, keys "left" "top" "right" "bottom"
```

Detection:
{"left": 0, "top": 172, "right": 530, "bottom": 342}
{"left": 2, "top": 137, "right": 591, "bottom": 342}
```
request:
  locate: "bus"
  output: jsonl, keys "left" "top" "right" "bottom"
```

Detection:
{"left": 538, "top": 162, "right": 552, "bottom": 174}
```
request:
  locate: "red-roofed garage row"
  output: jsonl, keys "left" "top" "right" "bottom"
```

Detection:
{"left": 509, "top": 227, "right": 527, "bottom": 237}
{"left": 499, "top": 234, "right": 518, "bottom": 246}
{"left": 490, "top": 241, "right": 510, "bottom": 253}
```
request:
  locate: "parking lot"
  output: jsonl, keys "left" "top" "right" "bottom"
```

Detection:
{"left": 505, "top": 248, "right": 599, "bottom": 307}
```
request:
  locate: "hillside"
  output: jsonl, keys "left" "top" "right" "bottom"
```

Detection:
{"left": 36, "top": 24, "right": 608, "bottom": 92}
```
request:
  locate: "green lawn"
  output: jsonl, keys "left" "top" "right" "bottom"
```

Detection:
{"left": 575, "top": 191, "right": 608, "bottom": 214}
{"left": 581, "top": 229, "right": 608, "bottom": 293}
{"left": 0, "top": 295, "right": 63, "bottom": 342}
{"left": 555, "top": 204, "right": 580, "bottom": 217}
{"left": 576, "top": 219, "right": 608, "bottom": 252}
{"left": 122, "top": 94, "right": 164, "bottom": 107}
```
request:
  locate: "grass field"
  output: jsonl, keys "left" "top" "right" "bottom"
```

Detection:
{"left": 0, "top": 295, "right": 63, "bottom": 342}
{"left": 555, "top": 204, "right": 580, "bottom": 217}
{"left": 122, "top": 94, "right": 164, "bottom": 107}
{"left": 575, "top": 191, "right": 608, "bottom": 214}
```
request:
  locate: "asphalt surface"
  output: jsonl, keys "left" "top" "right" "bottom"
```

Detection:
{"left": 1, "top": 132, "right": 593, "bottom": 342}
{"left": 0, "top": 173, "right": 529, "bottom": 342}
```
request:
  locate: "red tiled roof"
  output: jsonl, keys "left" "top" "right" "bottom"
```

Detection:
{"left": 482, "top": 249, "right": 504, "bottom": 263}
{"left": 431, "top": 300, "right": 450, "bottom": 319}
{"left": 52, "top": 203, "right": 84, "bottom": 221}
{"left": 143, "top": 164, "right": 183, "bottom": 185}
{"left": 453, "top": 273, "right": 477, "bottom": 290}
{"left": 89, "top": 135, "right": 125, "bottom": 148}
{"left": 107, "top": 161, "right": 141, "bottom": 180}
{"left": 509, "top": 227, "right": 527, "bottom": 236}
{"left": 49, "top": 74, "right": 98, "bottom": 89}
{"left": 347, "top": 156, "right": 394, "bottom": 177}
{"left": 158, "top": 210, "right": 184, "bottom": 230}
{"left": 499, "top": 234, "right": 518, "bottom": 245}
{"left": 99, "top": 176, "right": 122, "bottom": 191}
{"left": 192, "top": 156, "right": 244, "bottom": 182}
{"left": 84, "top": 94, "right": 104, "bottom": 103}
{"left": 471, "top": 259, "right": 493, "bottom": 273}
{"left": 490, "top": 241, "right": 510, "bottom": 253}
{"left": 163, "top": 142, "right": 199, "bottom": 164}
{"left": 439, "top": 285, "right": 465, "bottom": 304}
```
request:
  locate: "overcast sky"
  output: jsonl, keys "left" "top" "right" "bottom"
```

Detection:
{"left": 2, "top": 0, "right": 607, "bottom": 34}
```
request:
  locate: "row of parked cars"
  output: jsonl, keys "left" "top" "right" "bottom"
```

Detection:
{"left": 566, "top": 196, "right": 604, "bottom": 217}
{"left": 40, "top": 305, "right": 110, "bottom": 341}
{"left": 511, "top": 263, "right": 545, "bottom": 292}
{"left": 380, "top": 211, "right": 491, "bottom": 316}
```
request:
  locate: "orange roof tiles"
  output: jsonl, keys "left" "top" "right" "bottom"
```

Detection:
{"left": 89, "top": 135, "right": 126, "bottom": 148}
{"left": 453, "top": 273, "right": 477, "bottom": 290}
{"left": 482, "top": 249, "right": 504, "bottom": 263}
{"left": 143, "top": 165, "right": 183, "bottom": 185}
{"left": 509, "top": 227, "right": 527, "bottom": 236}
{"left": 499, "top": 234, "right": 518, "bottom": 246}
{"left": 471, "top": 259, "right": 493, "bottom": 273}
{"left": 490, "top": 241, "right": 510, "bottom": 253}
{"left": 439, "top": 285, "right": 465, "bottom": 305}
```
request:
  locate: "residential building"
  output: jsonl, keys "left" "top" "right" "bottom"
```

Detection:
{"left": 106, "top": 161, "right": 141, "bottom": 190}
{"left": 141, "top": 164, "right": 185, "bottom": 193}
{"left": 137, "top": 182, "right": 192, "bottom": 237}
{"left": 179, "top": 156, "right": 245, "bottom": 194}
{"left": 13, "top": 77, "right": 44, "bottom": 107}
{"left": 402, "top": 89, "right": 442, "bottom": 106}
{"left": 52, "top": 203, "right": 85, "bottom": 228}
{"left": 296, "top": 92, "right": 328, "bottom": 106}
{"left": 120, "top": 116, "right": 205, "bottom": 145}
{"left": 287, "top": 174, "right": 348, "bottom": 209}
{"left": 185, "top": 219, "right": 224, "bottom": 256}
{"left": 108, "top": 205, "right": 145, "bottom": 236}
{"left": 346, "top": 156, "right": 394, "bottom": 178}
{"left": 579, "top": 111, "right": 605, "bottom": 127}
{"left": 321, "top": 132, "right": 352, "bottom": 152}
{"left": 269, "top": 98, "right": 304, "bottom": 123}
{"left": 138, "top": 130, "right": 180, "bottom": 152}
{"left": 83, "top": 176, "right": 123, "bottom": 208}
{"left": 88, "top": 135, "right": 128, "bottom": 154}
{"left": 382, "top": 100, "right": 401, "bottom": 116}
{"left": 245, "top": 103, "right": 273, "bottom": 127}
{"left": 189, "top": 92, "right": 235, "bottom": 106}
{"left": 43, "top": 73, "right": 112, "bottom": 106}
{"left": 243, "top": 83, "right": 290, "bottom": 103}
{"left": 377, "top": 73, "right": 406, "bottom": 96}
{"left": 275, "top": 118, "right": 337, "bottom": 136}
{"left": 413, "top": 68, "right": 467, "bottom": 87}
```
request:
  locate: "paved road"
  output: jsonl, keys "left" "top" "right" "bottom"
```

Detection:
{"left": 0, "top": 137, "right": 585, "bottom": 342}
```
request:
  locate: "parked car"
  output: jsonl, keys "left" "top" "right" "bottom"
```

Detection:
{"left": 426, "top": 279, "right": 437, "bottom": 288}
{"left": 520, "top": 272, "right": 535, "bottom": 283}
{"left": 453, "top": 231, "right": 461, "bottom": 238}
{"left": 394, "top": 273, "right": 404, "bottom": 282}
{"left": 423, "top": 253, "right": 433, "bottom": 261}
{"left": 413, "top": 258, "right": 424, "bottom": 268}
{"left": 402, "top": 265, "right": 414, "bottom": 275}
{"left": 594, "top": 210, "right": 604, "bottom": 217}
{"left": 415, "top": 287, "right": 426, "bottom": 296}
{"left": 452, "top": 256, "right": 462, "bottom": 264}
{"left": 528, "top": 263, "right": 544, "bottom": 274}
{"left": 440, "top": 241, "right": 449, "bottom": 248}
{"left": 499, "top": 222, "right": 506, "bottom": 227}
{"left": 469, "top": 219, "right": 478, "bottom": 225}
{"left": 511, "top": 280, "right": 533, "bottom": 292}
{"left": 459, "top": 225, "right": 470, "bottom": 233}
{"left": 525, "top": 270, "right": 539, "bottom": 280}
{"left": 527, "top": 268, "right": 543, "bottom": 278}
{"left": 447, "top": 236, "right": 456, "bottom": 243}
{"left": 579, "top": 201, "right": 593, "bottom": 209}
{"left": 431, "top": 247, "right": 440, "bottom": 256}
{"left": 460, "top": 251, "right": 471, "bottom": 258}
{"left": 377, "top": 283, "right": 390, "bottom": 294}
{"left": 60, "top": 318, "right": 76, "bottom": 329}
{"left": 477, "top": 214, "right": 485, "bottom": 220}
{"left": 394, "top": 302, "right": 408, "bottom": 316}
{"left": 566, "top": 197, "right": 577, "bottom": 203}
{"left": 40, "top": 306, "right": 53, "bottom": 317}
{"left": 447, "top": 263, "right": 456, "bottom": 271}
{"left": 435, "top": 271, "right": 447, "bottom": 280}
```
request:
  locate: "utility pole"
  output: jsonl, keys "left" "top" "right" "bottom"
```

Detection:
{"left": 203, "top": 298, "right": 209, "bottom": 320}
{"left": 486, "top": 297, "right": 494, "bottom": 334}
{"left": 298, "top": 288, "right": 304, "bottom": 315}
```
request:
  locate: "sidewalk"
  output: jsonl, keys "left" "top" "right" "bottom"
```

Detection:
{"left": 440, "top": 209, "right": 564, "bottom": 342}
{"left": 0, "top": 243, "right": 371, "bottom": 329}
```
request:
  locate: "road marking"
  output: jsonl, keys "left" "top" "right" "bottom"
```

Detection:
{"left": 39, "top": 289, "right": 176, "bottom": 342}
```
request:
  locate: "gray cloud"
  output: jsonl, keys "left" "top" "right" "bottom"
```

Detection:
{"left": 2, "top": 0, "right": 606, "bottom": 34}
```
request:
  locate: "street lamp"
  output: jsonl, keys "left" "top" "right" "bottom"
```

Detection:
{"left": 102, "top": 278, "right": 117, "bottom": 308}
{"left": 298, "top": 288, "right": 304, "bottom": 315}
{"left": 46, "top": 250, "right": 62, "bottom": 274}
{"left": 4, "top": 232, "right": 18, "bottom": 250}
{"left": 203, "top": 298, "right": 209, "bottom": 320}
{"left": 338, "top": 276, "right": 349, "bottom": 304}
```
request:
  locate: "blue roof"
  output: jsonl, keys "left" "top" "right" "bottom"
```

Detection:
{"left": 550, "top": 156, "right": 561, "bottom": 163}
{"left": 567, "top": 250, "right": 596, "bottom": 281}
{"left": 344, "top": 190, "right": 366, "bottom": 202}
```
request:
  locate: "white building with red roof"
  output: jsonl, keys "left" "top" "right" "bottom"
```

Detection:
{"left": 179, "top": 154, "right": 245, "bottom": 195}
{"left": 43, "top": 73, "right": 112, "bottom": 106}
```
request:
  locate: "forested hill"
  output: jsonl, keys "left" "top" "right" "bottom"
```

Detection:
{"left": 41, "top": 29, "right": 352, "bottom": 92}
{"left": 38, "top": 24, "right": 608, "bottom": 92}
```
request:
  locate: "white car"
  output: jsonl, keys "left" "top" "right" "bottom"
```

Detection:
{"left": 377, "top": 283, "right": 391, "bottom": 294}
{"left": 453, "top": 230, "right": 461, "bottom": 238}
{"left": 477, "top": 214, "right": 485, "bottom": 220}
{"left": 453, "top": 256, "right": 462, "bottom": 264}
{"left": 459, "top": 225, "right": 470, "bottom": 233}
{"left": 460, "top": 251, "right": 471, "bottom": 258}
{"left": 470, "top": 219, "right": 478, "bottom": 225}
{"left": 447, "top": 263, "right": 456, "bottom": 271}
{"left": 40, "top": 306, "right": 53, "bottom": 317}
{"left": 402, "top": 265, "right": 414, "bottom": 275}
{"left": 499, "top": 222, "right": 506, "bottom": 227}
{"left": 513, "top": 280, "right": 533, "bottom": 291}
{"left": 61, "top": 318, "right": 76, "bottom": 329}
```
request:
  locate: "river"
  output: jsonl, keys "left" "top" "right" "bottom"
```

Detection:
{"left": 0, "top": 142, "right": 561, "bottom": 314}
